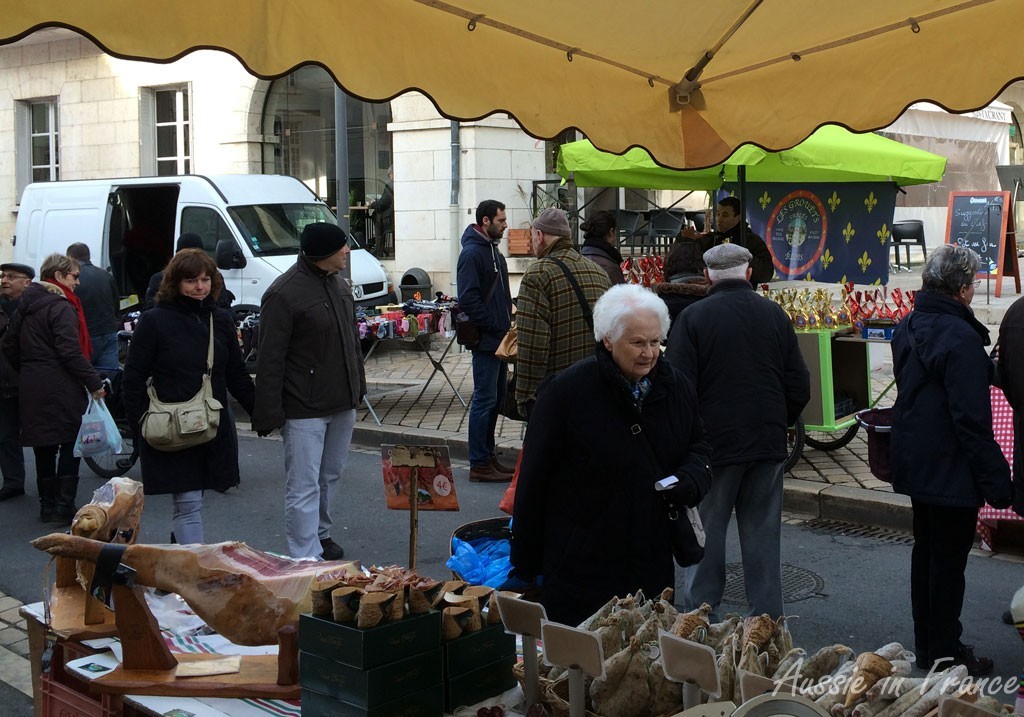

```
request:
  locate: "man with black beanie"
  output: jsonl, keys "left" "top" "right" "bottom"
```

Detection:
{"left": 252, "top": 222, "right": 366, "bottom": 560}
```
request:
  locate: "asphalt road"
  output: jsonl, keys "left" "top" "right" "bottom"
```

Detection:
{"left": 2, "top": 434, "right": 1024, "bottom": 715}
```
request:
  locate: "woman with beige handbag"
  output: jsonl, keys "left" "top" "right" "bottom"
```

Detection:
{"left": 123, "top": 250, "right": 255, "bottom": 544}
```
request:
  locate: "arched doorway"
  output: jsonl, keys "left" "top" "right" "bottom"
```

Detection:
{"left": 261, "top": 66, "right": 394, "bottom": 256}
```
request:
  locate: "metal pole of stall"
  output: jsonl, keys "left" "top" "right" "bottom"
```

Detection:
{"left": 334, "top": 86, "right": 352, "bottom": 285}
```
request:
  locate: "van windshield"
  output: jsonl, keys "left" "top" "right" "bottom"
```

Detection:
{"left": 227, "top": 203, "right": 362, "bottom": 256}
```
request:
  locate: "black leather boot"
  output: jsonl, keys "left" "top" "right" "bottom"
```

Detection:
{"left": 54, "top": 475, "right": 80, "bottom": 525}
{"left": 37, "top": 476, "right": 59, "bottom": 522}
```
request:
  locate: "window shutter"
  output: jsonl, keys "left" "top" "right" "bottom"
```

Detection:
{"left": 14, "top": 103, "right": 30, "bottom": 202}
{"left": 139, "top": 89, "right": 155, "bottom": 175}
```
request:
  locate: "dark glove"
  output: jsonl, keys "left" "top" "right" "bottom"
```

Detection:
{"left": 669, "top": 474, "right": 701, "bottom": 508}
{"left": 1013, "top": 485, "right": 1024, "bottom": 518}
{"left": 257, "top": 429, "right": 272, "bottom": 438}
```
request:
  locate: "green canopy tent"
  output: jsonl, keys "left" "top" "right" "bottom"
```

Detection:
{"left": 556, "top": 124, "right": 946, "bottom": 286}
{"left": 556, "top": 125, "right": 946, "bottom": 190}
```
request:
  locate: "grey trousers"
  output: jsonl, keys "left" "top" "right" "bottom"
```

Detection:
{"left": 683, "top": 461, "right": 785, "bottom": 619}
{"left": 281, "top": 409, "right": 356, "bottom": 559}
{"left": 172, "top": 490, "right": 204, "bottom": 544}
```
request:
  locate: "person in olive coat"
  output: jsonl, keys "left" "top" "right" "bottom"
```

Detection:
{"left": 2, "top": 254, "right": 106, "bottom": 523}
{"left": 123, "top": 250, "right": 255, "bottom": 544}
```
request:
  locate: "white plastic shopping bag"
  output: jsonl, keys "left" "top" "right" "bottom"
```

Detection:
{"left": 73, "top": 395, "right": 123, "bottom": 458}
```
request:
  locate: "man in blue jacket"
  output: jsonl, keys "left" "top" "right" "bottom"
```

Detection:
{"left": 456, "top": 200, "right": 515, "bottom": 483}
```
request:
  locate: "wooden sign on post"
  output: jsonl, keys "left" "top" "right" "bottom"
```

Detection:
{"left": 945, "top": 191, "right": 1021, "bottom": 297}
{"left": 381, "top": 444, "right": 459, "bottom": 569}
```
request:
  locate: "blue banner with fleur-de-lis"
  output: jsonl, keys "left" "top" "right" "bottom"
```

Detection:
{"left": 720, "top": 182, "right": 896, "bottom": 285}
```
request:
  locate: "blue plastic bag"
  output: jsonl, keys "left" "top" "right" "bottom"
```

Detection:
{"left": 446, "top": 536, "right": 512, "bottom": 588}
{"left": 73, "top": 396, "right": 123, "bottom": 458}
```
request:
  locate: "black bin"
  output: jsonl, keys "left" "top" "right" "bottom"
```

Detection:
{"left": 400, "top": 267, "right": 432, "bottom": 302}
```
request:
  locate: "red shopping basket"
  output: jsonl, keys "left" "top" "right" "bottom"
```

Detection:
{"left": 856, "top": 407, "right": 893, "bottom": 483}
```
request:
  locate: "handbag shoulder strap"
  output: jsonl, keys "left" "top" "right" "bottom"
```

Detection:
{"left": 547, "top": 256, "right": 594, "bottom": 330}
{"left": 205, "top": 314, "right": 214, "bottom": 375}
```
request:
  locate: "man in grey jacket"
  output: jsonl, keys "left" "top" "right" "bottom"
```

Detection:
{"left": 252, "top": 223, "right": 366, "bottom": 560}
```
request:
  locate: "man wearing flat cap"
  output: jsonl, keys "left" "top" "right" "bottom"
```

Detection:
{"left": 0, "top": 263, "right": 33, "bottom": 500}
{"left": 253, "top": 222, "right": 366, "bottom": 560}
{"left": 514, "top": 208, "right": 611, "bottom": 418}
{"left": 667, "top": 242, "right": 809, "bottom": 620}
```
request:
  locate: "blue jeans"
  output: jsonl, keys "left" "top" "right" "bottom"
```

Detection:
{"left": 172, "top": 491, "right": 204, "bottom": 544}
{"left": 91, "top": 332, "right": 119, "bottom": 371}
{"left": 468, "top": 350, "right": 506, "bottom": 467}
{"left": 281, "top": 409, "right": 356, "bottom": 559}
{"left": 683, "top": 461, "right": 785, "bottom": 619}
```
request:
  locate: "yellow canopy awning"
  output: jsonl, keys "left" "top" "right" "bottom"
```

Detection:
{"left": 3, "top": 0, "right": 1022, "bottom": 169}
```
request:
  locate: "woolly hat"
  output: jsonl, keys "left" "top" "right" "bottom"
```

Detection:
{"left": 704, "top": 243, "right": 752, "bottom": 270}
{"left": 176, "top": 233, "right": 204, "bottom": 252}
{"left": 300, "top": 222, "right": 349, "bottom": 259}
{"left": 531, "top": 208, "right": 571, "bottom": 237}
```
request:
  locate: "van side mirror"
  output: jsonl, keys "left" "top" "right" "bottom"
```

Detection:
{"left": 215, "top": 239, "right": 246, "bottom": 270}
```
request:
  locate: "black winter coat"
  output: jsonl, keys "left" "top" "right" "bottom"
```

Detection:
{"left": 2, "top": 282, "right": 103, "bottom": 446}
{"left": 510, "top": 346, "right": 711, "bottom": 626}
{"left": 892, "top": 291, "right": 1012, "bottom": 509}
{"left": 252, "top": 257, "right": 365, "bottom": 430}
{"left": 455, "top": 226, "right": 512, "bottom": 354}
{"left": 699, "top": 224, "right": 774, "bottom": 285}
{"left": 653, "top": 278, "right": 709, "bottom": 330}
{"left": 0, "top": 297, "right": 19, "bottom": 398}
{"left": 666, "top": 279, "right": 809, "bottom": 466}
{"left": 122, "top": 296, "right": 256, "bottom": 495}
{"left": 996, "top": 295, "right": 1024, "bottom": 512}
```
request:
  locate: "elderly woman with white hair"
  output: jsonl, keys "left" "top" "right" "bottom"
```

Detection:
{"left": 892, "top": 243, "right": 1014, "bottom": 677}
{"left": 509, "top": 283, "right": 711, "bottom": 626}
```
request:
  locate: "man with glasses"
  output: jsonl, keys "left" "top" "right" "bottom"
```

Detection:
{"left": 0, "top": 263, "right": 34, "bottom": 501}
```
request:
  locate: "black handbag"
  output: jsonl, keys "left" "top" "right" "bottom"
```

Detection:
{"left": 499, "top": 369, "right": 528, "bottom": 422}
{"left": 634, "top": 423, "right": 707, "bottom": 567}
{"left": 658, "top": 481, "right": 706, "bottom": 567}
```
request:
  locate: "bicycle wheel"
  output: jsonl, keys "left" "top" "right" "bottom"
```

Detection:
{"left": 784, "top": 417, "right": 805, "bottom": 473}
{"left": 86, "top": 426, "right": 139, "bottom": 479}
{"left": 804, "top": 424, "right": 860, "bottom": 451}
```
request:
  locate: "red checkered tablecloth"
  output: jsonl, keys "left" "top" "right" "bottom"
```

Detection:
{"left": 977, "top": 386, "right": 1018, "bottom": 549}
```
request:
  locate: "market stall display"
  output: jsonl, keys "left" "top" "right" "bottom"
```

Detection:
{"left": 510, "top": 589, "right": 1006, "bottom": 717}
{"left": 358, "top": 298, "right": 467, "bottom": 425}
{"left": 758, "top": 284, "right": 906, "bottom": 461}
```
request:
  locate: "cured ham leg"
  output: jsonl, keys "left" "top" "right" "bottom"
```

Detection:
{"left": 32, "top": 533, "right": 361, "bottom": 646}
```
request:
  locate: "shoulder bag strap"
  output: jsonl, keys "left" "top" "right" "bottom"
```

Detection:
{"left": 548, "top": 256, "right": 594, "bottom": 330}
{"left": 205, "top": 314, "right": 215, "bottom": 376}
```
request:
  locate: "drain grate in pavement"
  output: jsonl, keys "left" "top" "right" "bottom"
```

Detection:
{"left": 722, "top": 563, "right": 825, "bottom": 604}
{"left": 801, "top": 518, "right": 915, "bottom": 545}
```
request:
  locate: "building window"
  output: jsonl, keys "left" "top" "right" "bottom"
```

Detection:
{"left": 141, "top": 86, "right": 191, "bottom": 175}
{"left": 261, "top": 67, "right": 394, "bottom": 257}
{"left": 15, "top": 99, "right": 59, "bottom": 200}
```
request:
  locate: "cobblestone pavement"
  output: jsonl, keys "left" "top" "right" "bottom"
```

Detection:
{"left": 356, "top": 335, "right": 895, "bottom": 491}
{"left": 5, "top": 267, "right": 1019, "bottom": 703}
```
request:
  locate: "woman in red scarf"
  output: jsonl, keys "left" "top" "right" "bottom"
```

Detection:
{"left": 1, "top": 253, "right": 105, "bottom": 523}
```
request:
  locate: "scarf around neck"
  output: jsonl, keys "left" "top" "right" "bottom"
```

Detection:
{"left": 44, "top": 278, "right": 92, "bottom": 360}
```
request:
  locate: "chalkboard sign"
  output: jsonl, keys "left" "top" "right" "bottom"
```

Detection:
{"left": 945, "top": 191, "right": 1020, "bottom": 297}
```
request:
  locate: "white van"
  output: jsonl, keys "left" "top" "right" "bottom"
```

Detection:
{"left": 14, "top": 174, "right": 394, "bottom": 311}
